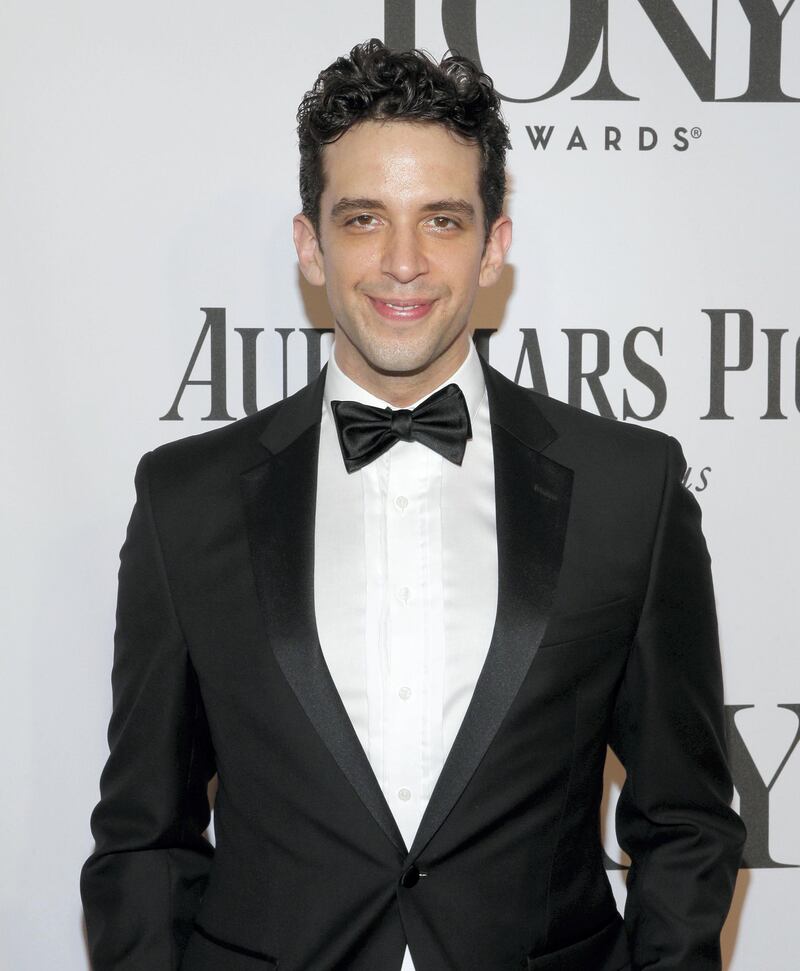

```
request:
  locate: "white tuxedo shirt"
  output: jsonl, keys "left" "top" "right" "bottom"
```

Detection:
{"left": 314, "top": 343, "right": 499, "bottom": 969}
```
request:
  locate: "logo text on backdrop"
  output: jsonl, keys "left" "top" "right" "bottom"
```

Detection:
{"left": 160, "top": 309, "right": 800, "bottom": 425}
{"left": 386, "top": 0, "right": 799, "bottom": 103}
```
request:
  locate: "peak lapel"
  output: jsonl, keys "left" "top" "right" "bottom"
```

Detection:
{"left": 409, "top": 364, "right": 573, "bottom": 858}
{"left": 240, "top": 370, "right": 406, "bottom": 855}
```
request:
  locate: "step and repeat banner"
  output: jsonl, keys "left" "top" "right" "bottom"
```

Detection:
{"left": 2, "top": 1, "right": 798, "bottom": 968}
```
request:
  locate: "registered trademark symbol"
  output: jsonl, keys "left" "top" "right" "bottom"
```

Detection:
{"left": 691, "top": 127, "right": 702, "bottom": 139}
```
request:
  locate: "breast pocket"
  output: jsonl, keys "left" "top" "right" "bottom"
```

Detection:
{"left": 181, "top": 924, "right": 278, "bottom": 970}
{"left": 539, "top": 597, "right": 636, "bottom": 650}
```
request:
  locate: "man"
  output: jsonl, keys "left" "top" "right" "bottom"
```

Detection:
{"left": 81, "top": 39, "right": 745, "bottom": 971}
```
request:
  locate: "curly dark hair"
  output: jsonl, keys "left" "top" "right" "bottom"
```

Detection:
{"left": 297, "top": 39, "right": 510, "bottom": 239}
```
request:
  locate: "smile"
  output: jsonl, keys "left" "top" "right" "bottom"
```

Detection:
{"left": 368, "top": 296, "right": 435, "bottom": 321}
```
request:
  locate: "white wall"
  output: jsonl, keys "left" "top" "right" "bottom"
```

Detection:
{"left": 2, "top": 2, "right": 798, "bottom": 967}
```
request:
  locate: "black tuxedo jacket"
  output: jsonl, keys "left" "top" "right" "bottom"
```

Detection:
{"left": 81, "top": 359, "right": 745, "bottom": 971}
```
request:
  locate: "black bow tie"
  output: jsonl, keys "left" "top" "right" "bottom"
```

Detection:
{"left": 330, "top": 383, "right": 473, "bottom": 474}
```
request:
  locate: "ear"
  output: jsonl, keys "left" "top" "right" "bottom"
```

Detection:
{"left": 478, "top": 215, "right": 512, "bottom": 288}
{"left": 293, "top": 213, "right": 326, "bottom": 286}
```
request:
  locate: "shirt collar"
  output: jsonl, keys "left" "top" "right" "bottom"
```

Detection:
{"left": 323, "top": 340, "right": 486, "bottom": 423}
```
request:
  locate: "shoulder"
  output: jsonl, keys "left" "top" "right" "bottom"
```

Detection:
{"left": 141, "top": 403, "right": 280, "bottom": 493}
{"left": 141, "top": 366, "right": 327, "bottom": 493}
{"left": 485, "top": 361, "right": 675, "bottom": 463}
{"left": 483, "top": 363, "right": 682, "bottom": 512}
{"left": 535, "top": 389, "right": 674, "bottom": 461}
{"left": 130, "top": 395, "right": 299, "bottom": 542}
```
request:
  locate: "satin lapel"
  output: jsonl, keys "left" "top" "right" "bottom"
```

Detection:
{"left": 409, "top": 364, "right": 573, "bottom": 858}
{"left": 240, "top": 375, "right": 406, "bottom": 855}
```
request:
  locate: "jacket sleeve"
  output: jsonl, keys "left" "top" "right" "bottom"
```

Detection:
{"left": 81, "top": 451, "right": 216, "bottom": 970}
{"left": 609, "top": 436, "right": 746, "bottom": 971}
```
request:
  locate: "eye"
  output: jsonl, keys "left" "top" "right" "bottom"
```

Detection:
{"left": 426, "top": 215, "right": 460, "bottom": 231}
{"left": 345, "top": 213, "right": 380, "bottom": 228}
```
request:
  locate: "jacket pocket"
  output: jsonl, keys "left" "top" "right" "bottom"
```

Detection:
{"left": 181, "top": 923, "right": 278, "bottom": 970}
{"left": 527, "top": 913, "right": 629, "bottom": 970}
{"left": 539, "top": 597, "right": 635, "bottom": 650}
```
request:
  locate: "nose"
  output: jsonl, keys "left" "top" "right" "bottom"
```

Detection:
{"left": 380, "top": 224, "right": 428, "bottom": 284}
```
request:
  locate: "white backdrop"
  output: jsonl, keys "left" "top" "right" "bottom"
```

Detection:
{"left": 2, "top": 2, "right": 799, "bottom": 968}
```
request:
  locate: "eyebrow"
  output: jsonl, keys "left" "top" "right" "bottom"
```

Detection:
{"left": 330, "top": 196, "right": 476, "bottom": 222}
{"left": 330, "top": 198, "right": 385, "bottom": 219}
{"left": 420, "top": 199, "right": 476, "bottom": 221}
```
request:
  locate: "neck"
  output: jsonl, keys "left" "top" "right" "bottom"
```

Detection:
{"left": 334, "top": 337, "right": 471, "bottom": 408}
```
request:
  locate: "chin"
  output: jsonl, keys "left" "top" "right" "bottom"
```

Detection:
{"left": 360, "top": 339, "right": 440, "bottom": 377}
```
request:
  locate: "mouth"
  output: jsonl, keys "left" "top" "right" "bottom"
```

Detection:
{"left": 367, "top": 296, "right": 436, "bottom": 322}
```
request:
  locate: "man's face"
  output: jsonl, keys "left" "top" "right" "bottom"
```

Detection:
{"left": 294, "top": 120, "right": 511, "bottom": 400}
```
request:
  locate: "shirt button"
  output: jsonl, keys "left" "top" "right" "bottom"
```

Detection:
{"left": 398, "top": 686, "right": 412, "bottom": 701}
{"left": 394, "top": 495, "right": 408, "bottom": 512}
{"left": 398, "top": 787, "right": 412, "bottom": 802}
{"left": 397, "top": 586, "right": 410, "bottom": 605}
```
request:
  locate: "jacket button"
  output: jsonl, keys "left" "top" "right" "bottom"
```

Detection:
{"left": 400, "top": 864, "right": 420, "bottom": 888}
